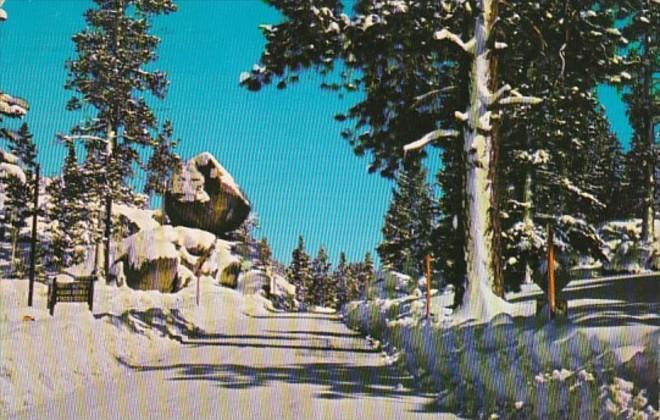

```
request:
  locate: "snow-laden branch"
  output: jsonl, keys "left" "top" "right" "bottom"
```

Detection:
{"left": 403, "top": 129, "right": 459, "bottom": 154}
{"left": 489, "top": 84, "right": 512, "bottom": 105}
{"left": 412, "top": 86, "right": 454, "bottom": 106}
{"left": 0, "top": 0, "right": 7, "bottom": 21}
{"left": 0, "top": 93, "right": 28, "bottom": 117}
{"left": 499, "top": 96, "right": 543, "bottom": 106}
{"left": 560, "top": 177, "right": 605, "bottom": 209}
{"left": 434, "top": 28, "right": 475, "bottom": 54}
{"left": 58, "top": 134, "right": 109, "bottom": 144}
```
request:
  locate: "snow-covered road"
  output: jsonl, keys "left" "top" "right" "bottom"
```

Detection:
{"left": 13, "top": 311, "right": 458, "bottom": 419}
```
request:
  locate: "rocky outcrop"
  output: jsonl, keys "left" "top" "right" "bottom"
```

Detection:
{"left": 113, "top": 225, "right": 242, "bottom": 292}
{"left": 164, "top": 152, "right": 250, "bottom": 235}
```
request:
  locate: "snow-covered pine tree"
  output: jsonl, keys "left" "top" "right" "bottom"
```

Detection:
{"left": 234, "top": 212, "right": 259, "bottom": 261}
{"left": 496, "top": 1, "right": 628, "bottom": 289}
{"left": 144, "top": 120, "right": 181, "bottom": 204}
{"left": 618, "top": 0, "right": 658, "bottom": 242}
{"left": 64, "top": 0, "right": 177, "bottom": 279}
{"left": 346, "top": 261, "right": 364, "bottom": 302}
{"left": 287, "top": 235, "right": 313, "bottom": 305}
{"left": 0, "top": 123, "right": 37, "bottom": 275}
{"left": 257, "top": 237, "right": 273, "bottom": 272}
{"left": 333, "top": 251, "right": 350, "bottom": 308}
{"left": 377, "top": 161, "right": 436, "bottom": 277}
{"left": 310, "top": 246, "right": 332, "bottom": 306}
{"left": 46, "top": 143, "right": 88, "bottom": 271}
{"left": 243, "top": 0, "right": 624, "bottom": 320}
{"left": 361, "top": 252, "right": 375, "bottom": 300}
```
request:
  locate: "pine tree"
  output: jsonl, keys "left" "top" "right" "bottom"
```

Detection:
{"left": 286, "top": 235, "right": 313, "bottom": 306}
{"left": 46, "top": 143, "right": 88, "bottom": 271}
{"left": 64, "top": 0, "right": 178, "bottom": 279}
{"left": 0, "top": 124, "right": 37, "bottom": 275}
{"left": 618, "top": 1, "right": 659, "bottom": 242}
{"left": 234, "top": 213, "right": 259, "bottom": 261}
{"left": 377, "top": 161, "right": 436, "bottom": 278}
{"left": 333, "top": 251, "right": 350, "bottom": 308}
{"left": 144, "top": 120, "right": 181, "bottom": 201}
{"left": 310, "top": 246, "right": 332, "bottom": 306}
{"left": 257, "top": 237, "right": 273, "bottom": 272}
{"left": 244, "top": 0, "right": 625, "bottom": 319}
{"left": 360, "top": 252, "right": 375, "bottom": 300}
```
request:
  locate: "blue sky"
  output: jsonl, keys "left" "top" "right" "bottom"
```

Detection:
{"left": 0, "top": 0, "right": 632, "bottom": 265}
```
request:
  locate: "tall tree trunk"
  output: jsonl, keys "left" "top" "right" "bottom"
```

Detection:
{"left": 641, "top": 31, "right": 655, "bottom": 242}
{"left": 456, "top": 0, "right": 512, "bottom": 320}
{"left": 522, "top": 130, "right": 534, "bottom": 285}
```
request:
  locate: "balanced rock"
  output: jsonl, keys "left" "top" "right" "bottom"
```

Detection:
{"left": 164, "top": 152, "right": 250, "bottom": 235}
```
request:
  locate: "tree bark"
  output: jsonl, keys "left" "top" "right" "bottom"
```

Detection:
{"left": 456, "top": 0, "right": 512, "bottom": 320}
{"left": 641, "top": 30, "right": 655, "bottom": 243}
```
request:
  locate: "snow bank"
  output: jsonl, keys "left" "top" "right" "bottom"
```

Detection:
{"left": 343, "top": 298, "right": 659, "bottom": 418}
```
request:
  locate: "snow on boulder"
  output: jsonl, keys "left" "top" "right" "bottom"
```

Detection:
{"left": 172, "top": 226, "right": 216, "bottom": 255}
{"left": 237, "top": 270, "right": 269, "bottom": 295}
{"left": 118, "top": 227, "right": 179, "bottom": 292}
{"left": 164, "top": 152, "right": 251, "bottom": 235}
{"left": 113, "top": 203, "right": 160, "bottom": 232}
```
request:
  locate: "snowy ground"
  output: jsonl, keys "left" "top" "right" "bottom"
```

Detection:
{"left": 344, "top": 273, "right": 659, "bottom": 418}
{"left": 1, "top": 278, "right": 461, "bottom": 419}
{"left": 0, "top": 276, "right": 274, "bottom": 417}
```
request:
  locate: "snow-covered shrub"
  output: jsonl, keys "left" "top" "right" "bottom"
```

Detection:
{"left": 599, "top": 219, "right": 660, "bottom": 273}
{"left": 600, "top": 377, "right": 659, "bottom": 419}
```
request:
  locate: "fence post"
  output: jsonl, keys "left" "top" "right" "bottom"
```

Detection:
{"left": 547, "top": 224, "right": 556, "bottom": 319}
{"left": 27, "top": 164, "right": 40, "bottom": 307}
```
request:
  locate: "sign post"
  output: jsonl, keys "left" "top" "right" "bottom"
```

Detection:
{"left": 27, "top": 164, "right": 40, "bottom": 307}
{"left": 425, "top": 254, "right": 431, "bottom": 319}
{"left": 547, "top": 224, "right": 556, "bottom": 318}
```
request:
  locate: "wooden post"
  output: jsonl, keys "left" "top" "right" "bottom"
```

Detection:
{"left": 88, "top": 275, "right": 95, "bottom": 312}
{"left": 426, "top": 254, "right": 431, "bottom": 319}
{"left": 27, "top": 164, "right": 40, "bottom": 307}
{"left": 547, "top": 224, "right": 556, "bottom": 318}
{"left": 49, "top": 276, "right": 57, "bottom": 316}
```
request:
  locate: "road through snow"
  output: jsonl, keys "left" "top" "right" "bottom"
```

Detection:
{"left": 14, "top": 311, "right": 457, "bottom": 419}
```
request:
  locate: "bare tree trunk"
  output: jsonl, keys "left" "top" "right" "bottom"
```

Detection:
{"left": 641, "top": 31, "right": 655, "bottom": 242}
{"left": 456, "top": 0, "right": 512, "bottom": 320}
{"left": 522, "top": 130, "right": 534, "bottom": 285}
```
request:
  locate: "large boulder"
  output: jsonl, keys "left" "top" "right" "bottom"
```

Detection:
{"left": 164, "top": 152, "right": 250, "bottom": 235}
{"left": 118, "top": 227, "right": 180, "bottom": 292}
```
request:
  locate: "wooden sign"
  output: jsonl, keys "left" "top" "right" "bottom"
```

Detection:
{"left": 48, "top": 275, "right": 96, "bottom": 316}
